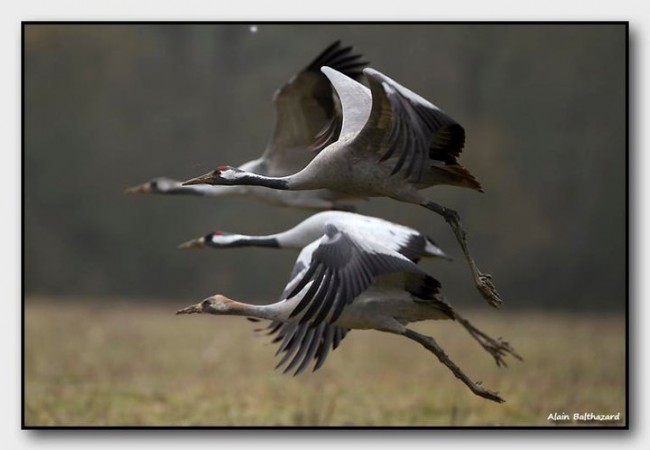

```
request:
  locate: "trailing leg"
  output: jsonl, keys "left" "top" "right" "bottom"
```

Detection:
{"left": 401, "top": 327, "right": 505, "bottom": 403}
{"left": 421, "top": 201, "right": 502, "bottom": 308}
{"left": 453, "top": 312, "right": 523, "bottom": 367}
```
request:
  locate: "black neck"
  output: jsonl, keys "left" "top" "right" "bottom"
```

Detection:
{"left": 237, "top": 237, "right": 280, "bottom": 248}
{"left": 238, "top": 173, "right": 290, "bottom": 190}
{"left": 208, "top": 236, "right": 280, "bottom": 249}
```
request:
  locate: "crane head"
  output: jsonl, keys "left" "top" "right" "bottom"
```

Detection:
{"left": 176, "top": 295, "right": 236, "bottom": 315}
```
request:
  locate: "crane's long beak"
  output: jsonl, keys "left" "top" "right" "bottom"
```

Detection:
{"left": 182, "top": 172, "right": 213, "bottom": 186}
{"left": 176, "top": 303, "right": 203, "bottom": 315}
{"left": 124, "top": 183, "right": 150, "bottom": 194}
{"left": 178, "top": 237, "right": 206, "bottom": 249}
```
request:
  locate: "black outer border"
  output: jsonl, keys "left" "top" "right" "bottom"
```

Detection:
{"left": 21, "top": 21, "right": 630, "bottom": 431}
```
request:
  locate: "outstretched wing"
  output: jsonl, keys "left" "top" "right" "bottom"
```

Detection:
{"left": 279, "top": 239, "right": 319, "bottom": 300}
{"left": 256, "top": 320, "right": 349, "bottom": 376}
{"left": 262, "top": 41, "right": 368, "bottom": 176}
{"left": 320, "top": 66, "right": 372, "bottom": 140}
{"left": 329, "top": 212, "right": 448, "bottom": 262}
{"left": 251, "top": 239, "right": 350, "bottom": 375}
{"left": 360, "top": 68, "right": 466, "bottom": 183}
{"left": 286, "top": 224, "right": 426, "bottom": 326}
{"left": 324, "top": 67, "right": 465, "bottom": 186}
{"left": 250, "top": 220, "right": 445, "bottom": 375}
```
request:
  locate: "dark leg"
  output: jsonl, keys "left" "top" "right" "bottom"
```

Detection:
{"left": 453, "top": 312, "right": 523, "bottom": 367}
{"left": 402, "top": 328, "right": 505, "bottom": 403}
{"left": 422, "top": 201, "right": 502, "bottom": 308}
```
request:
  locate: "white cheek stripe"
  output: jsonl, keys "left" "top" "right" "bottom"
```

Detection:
{"left": 220, "top": 170, "right": 240, "bottom": 181}
{"left": 211, "top": 234, "right": 243, "bottom": 245}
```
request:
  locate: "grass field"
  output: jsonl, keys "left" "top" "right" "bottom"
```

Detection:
{"left": 24, "top": 297, "right": 626, "bottom": 427}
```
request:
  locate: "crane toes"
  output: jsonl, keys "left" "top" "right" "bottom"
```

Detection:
{"left": 484, "top": 338, "right": 522, "bottom": 367}
{"left": 481, "top": 390, "right": 506, "bottom": 404}
{"left": 470, "top": 380, "right": 505, "bottom": 403}
{"left": 476, "top": 273, "right": 502, "bottom": 308}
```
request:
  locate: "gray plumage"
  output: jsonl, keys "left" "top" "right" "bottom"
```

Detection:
{"left": 182, "top": 66, "right": 500, "bottom": 308}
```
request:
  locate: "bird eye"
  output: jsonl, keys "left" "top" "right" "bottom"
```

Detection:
{"left": 150, "top": 181, "right": 158, "bottom": 189}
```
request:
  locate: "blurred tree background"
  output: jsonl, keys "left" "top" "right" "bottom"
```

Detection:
{"left": 24, "top": 24, "right": 626, "bottom": 311}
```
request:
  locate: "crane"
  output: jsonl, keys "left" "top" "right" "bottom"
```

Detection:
{"left": 125, "top": 41, "right": 367, "bottom": 211}
{"left": 177, "top": 210, "right": 448, "bottom": 262}
{"left": 182, "top": 67, "right": 501, "bottom": 308}
{"left": 177, "top": 224, "right": 520, "bottom": 403}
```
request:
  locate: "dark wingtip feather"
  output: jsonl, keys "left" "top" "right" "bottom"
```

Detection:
{"left": 407, "top": 274, "right": 442, "bottom": 300}
{"left": 271, "top": 323, "right": 350, "bottom": 376}
{"left": 306, "top": 41, "right": 368, "bottom": 81}
{"left": 429, "top": 123, "right": 466, "bottom": 163}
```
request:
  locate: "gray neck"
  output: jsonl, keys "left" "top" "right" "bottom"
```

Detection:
{"left": 212, "top": 300, "right": 289, "bottom": 322}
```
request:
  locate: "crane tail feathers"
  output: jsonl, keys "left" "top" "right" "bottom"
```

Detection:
{"left": 432, "top": 164, "right": 484, "bottom": 192}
